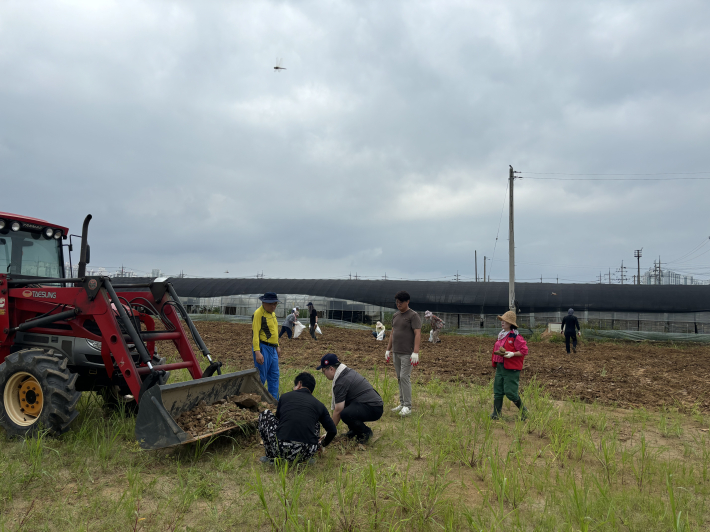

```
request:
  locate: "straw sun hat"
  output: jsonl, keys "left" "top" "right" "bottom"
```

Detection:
{"left": 497, "top": 310, "right": 518, "bottom": 327}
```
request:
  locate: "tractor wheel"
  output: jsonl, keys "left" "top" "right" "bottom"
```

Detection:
{"left": 0, "top": 349, "right": 81, "bottom": 438}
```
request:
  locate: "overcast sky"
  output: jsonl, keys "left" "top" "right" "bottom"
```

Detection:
{"left": 2, "top": 0, "right": 710, "bottom": 283}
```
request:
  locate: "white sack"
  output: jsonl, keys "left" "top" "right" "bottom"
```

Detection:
{"left": 293, "top": 321, "right": 306, "bottom": 338}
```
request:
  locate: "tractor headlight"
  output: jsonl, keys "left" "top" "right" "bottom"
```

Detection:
{"left": 11, "top": 222, "right": 20, "bottom": 231}
{"left": 86, "top": 339, "right": 102, "bottom": 351}
{"left": 44, "top": 227, "right": 54, "bottom": 238}
{"left": 53, "top": 229, "right": 62, "bottom": 239}
{"left": 0, "top": 219, "right": 5, "bottom": 230}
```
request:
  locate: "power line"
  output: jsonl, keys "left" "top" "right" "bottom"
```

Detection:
{"left": 665, "top": 237, "right": 710, "bottom": 264}
{"left": 520, "top": 176, "right": 710, "bottom": 181}
{"left": 521, "top": 171, "right": 710, "bottom": 176}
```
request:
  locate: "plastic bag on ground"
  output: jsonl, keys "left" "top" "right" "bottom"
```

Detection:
{"left": 293, "top": 321, "right": 305, "bottom": 338}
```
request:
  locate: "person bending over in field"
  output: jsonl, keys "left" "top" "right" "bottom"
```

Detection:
{"left": 372, "top": 321, "right": 386, "bottom": 341}
{"left": 424, "top": 310, "right": 444, "bottom": 343}
{"left": 258, "top": 372, "right": 337, "bottom": 464}
{"left": 317, "top": 353, "right": 383, "bottom": 444}
{"left": 490, "top": 311, "right": 529, "bottom": 420}
{"left": 279, "top": 309, "right": 297, "bottom": 340}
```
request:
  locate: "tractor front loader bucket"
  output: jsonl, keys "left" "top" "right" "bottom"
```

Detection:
{"left": 135, "top": 369, "right": 276, "bottom": 450}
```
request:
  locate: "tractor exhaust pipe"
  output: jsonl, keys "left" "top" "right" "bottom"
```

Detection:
{"left": 77, "top": 214, "right": 92, "bottom": 278}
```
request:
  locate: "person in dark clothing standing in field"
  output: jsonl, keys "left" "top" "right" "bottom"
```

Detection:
{"left": 561, "top": 308, "right": 581, "bottom": 353}
{"left": 307, "top": 302, "right": 319, "bottom": 340}
{"left": 317, "top": 353, "right": 383, "bottom": 443}
{"left": 258, "top": 372, "right": 337, "bottom": 464}
{"left": 385, "top": 291, "right": 422, "bottom": 417}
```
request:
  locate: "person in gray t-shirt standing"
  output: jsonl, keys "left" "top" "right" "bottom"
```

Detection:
{"left": 385, "top": 290, "right": 422, "bottom": 417}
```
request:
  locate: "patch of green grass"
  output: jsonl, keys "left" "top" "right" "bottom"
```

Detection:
{"left": 1, "top": 368, "right": 710, "bottom": 530}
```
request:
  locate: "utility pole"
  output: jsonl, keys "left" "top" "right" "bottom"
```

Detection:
{"left": 455, "top": 271, "right": 460, "bottom": 282}
{"left": 609, "top": 268, "right": 611, "bottom": 284}
{"left": 598, "top": 272, "right": 602, "bottom": 284}
{"left": 658, "top": 256, "right": 662, "bottom": 285}
{"left": 383, "top": 273, "right": 387, "bottom": 280}
{"left": 634, "top": 249, "right": 642, "bottom": 285}
{"left": 483, "top": 256, "right": 486, "bottom": 283}
{"left": 508, "top": 165, "right": 519, "bottom": 310}
{"left": 475, "top": 251, "right": 478, "bottom": 282}
{"left": 617, "top": 260, "right": 628, "bottom": 285}
{"left": 354, "top": 273, "right": 359, "bottom": 280}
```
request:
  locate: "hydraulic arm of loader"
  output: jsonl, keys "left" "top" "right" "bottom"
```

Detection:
{"left": 2, "top": 275, "right": 274, "bottom": 449}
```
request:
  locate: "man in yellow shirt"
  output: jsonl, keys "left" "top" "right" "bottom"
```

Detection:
{"left": 252, "top": 292, "right": 281, "bottom": 398}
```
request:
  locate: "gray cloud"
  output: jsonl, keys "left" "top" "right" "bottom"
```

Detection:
{"left": 1, "top": 0, "right": 709, "bottom": 283}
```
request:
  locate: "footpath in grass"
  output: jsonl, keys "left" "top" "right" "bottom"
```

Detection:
{"left": 1, "top": 364, "right": 710, "bottom": 531}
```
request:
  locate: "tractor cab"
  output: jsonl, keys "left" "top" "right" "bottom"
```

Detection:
{"left": 0, "top": 213, "right": 67, "bottom": 280}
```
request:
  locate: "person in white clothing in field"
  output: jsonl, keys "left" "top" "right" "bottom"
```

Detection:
{"left": 385, "top": 291, "right": 421, "bottom": 417}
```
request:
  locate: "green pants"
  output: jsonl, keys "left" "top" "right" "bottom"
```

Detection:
{"left": 493, "top": 363, "right": 521, "bottom": 403}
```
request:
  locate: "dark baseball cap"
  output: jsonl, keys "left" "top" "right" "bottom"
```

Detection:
{"left": 316, "top": 353, "right": 339, "bottom": 370}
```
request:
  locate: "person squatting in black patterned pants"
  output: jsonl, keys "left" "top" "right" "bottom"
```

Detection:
{"left": 256, "top": 372, "right": 338, "bottom": 463}
{"left": 258, "top": 410, "right": 320, "bottom": 462}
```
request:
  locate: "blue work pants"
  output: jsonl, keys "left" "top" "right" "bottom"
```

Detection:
{"left": 253, "top": 342, "right": 279, "bottom": 398}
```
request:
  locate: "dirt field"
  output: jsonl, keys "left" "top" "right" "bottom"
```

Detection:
{"left": 173, "top": 321, "right": 710, "bottom": 412}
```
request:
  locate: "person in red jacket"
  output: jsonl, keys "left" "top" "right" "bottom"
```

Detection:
{"left": 490, "top": 310, "right": 529, "bottom": 420}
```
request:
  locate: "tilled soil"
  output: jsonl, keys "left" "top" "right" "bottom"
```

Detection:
{"left": 175, "top": 393, "right": 270, "bottom": 438}
{"left": 167, "top": 322, "right": 710, "bottom": 412}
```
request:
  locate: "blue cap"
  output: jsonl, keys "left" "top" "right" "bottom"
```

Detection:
{"left": 316, "top": 353, "right": 339, "bottom": 370}
{"left": 259, "top": 292, "right": 280, "bottom": 303}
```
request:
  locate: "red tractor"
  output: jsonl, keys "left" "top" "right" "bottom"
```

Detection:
{"left": 0, "top": 212, "right": 271, "bottom": 449}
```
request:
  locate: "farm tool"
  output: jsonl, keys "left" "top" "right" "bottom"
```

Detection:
{"left": 0, "top": 212, "right": 274, "bottom": 449}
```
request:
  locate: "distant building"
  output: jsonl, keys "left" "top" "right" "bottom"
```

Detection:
{"left": 151, "top": 269, "right": 162, "bottom": 278}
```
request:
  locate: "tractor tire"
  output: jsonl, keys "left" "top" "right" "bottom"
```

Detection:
{"left": 0, "top": 349, "right": 81, "bottom": 438}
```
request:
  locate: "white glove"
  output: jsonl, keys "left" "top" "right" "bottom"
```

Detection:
{"left": 504, "top": 352, "right": 515, "bottom": 359}
{"left": 385, "top": 350, "right": 391, "bottom": 363}
{"left": 410, "top": 353, "right": 419, "bottom": 366}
